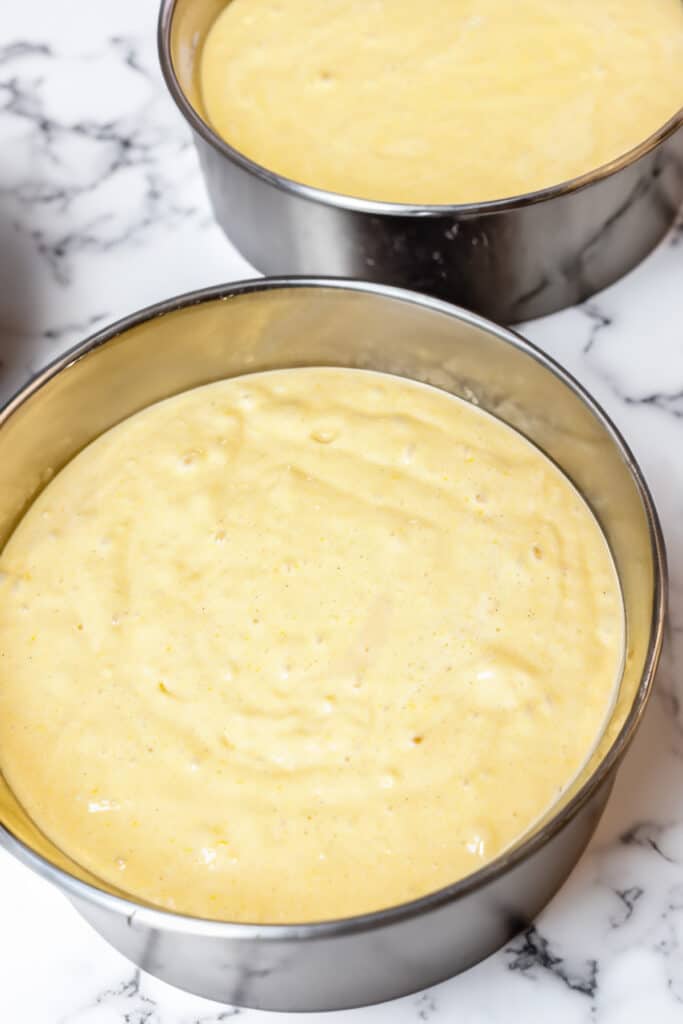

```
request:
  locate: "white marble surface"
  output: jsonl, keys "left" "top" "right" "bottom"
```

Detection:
{"left": 1, "top": 2, "right": 683, "bottom": 1021}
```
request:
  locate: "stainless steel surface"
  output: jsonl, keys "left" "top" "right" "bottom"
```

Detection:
{"left": 0, "top": 278, "right": 665, "bottom": 1011}
{"left": 158, "top": 0, "right": 683, "bottom": 323}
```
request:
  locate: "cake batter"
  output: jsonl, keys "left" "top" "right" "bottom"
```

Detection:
{"left": 200, "top": 0, "right": 683, "bottom": 203}
{"left": 0, "top": 368, "right": 624, "bottom": 922}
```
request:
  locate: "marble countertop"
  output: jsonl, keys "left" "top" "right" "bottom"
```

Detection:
{"left": 1, "top": 2, "right": 682, "bottom": 1021}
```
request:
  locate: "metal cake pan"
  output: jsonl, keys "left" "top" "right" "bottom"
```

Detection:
{"left": 0, "top": 278, "right": 665, "bottom": 1010}
{"left": 159, "top": 0, "right": 683, "bottom": 323}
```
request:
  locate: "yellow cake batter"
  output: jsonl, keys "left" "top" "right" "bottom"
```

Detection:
{"left": 199, "top": 0, "right": 683, "bottom": 204}
{"left": 0, "top": 368, "right": 623, "bottom": 922}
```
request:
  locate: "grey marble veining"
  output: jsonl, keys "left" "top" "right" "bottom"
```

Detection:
{"left": 0, "top": 2, "right": 682, "bottom": 1022}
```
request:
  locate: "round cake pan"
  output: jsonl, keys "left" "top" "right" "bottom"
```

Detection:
{"left": 0, "top": 278, "right": 665, "bottom": 1011}
{"left": 158, "top": 0, "right": 683, "bottom": 324}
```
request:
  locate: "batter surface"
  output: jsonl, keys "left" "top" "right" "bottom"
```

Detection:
{"left": 0, "top": 369, "right": 623, "bottom": 922}
{"left": 200, "top": 0, "right": 683, "bottom": 204}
